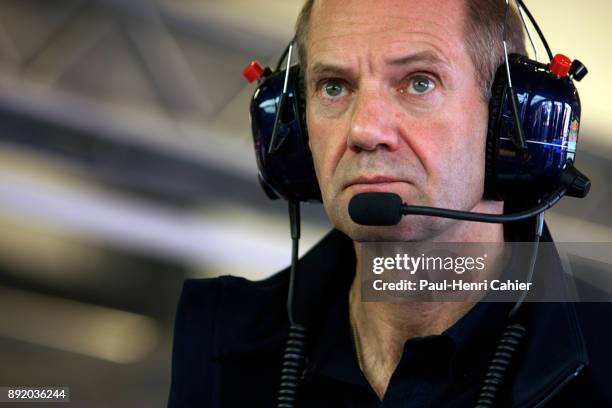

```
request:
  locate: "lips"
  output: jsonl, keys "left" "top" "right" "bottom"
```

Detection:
{"left": 345, "top": 176, "right": 404, "bottom": 187}
{"left": 343, "top": 176, "right": 410, "bottom": 195}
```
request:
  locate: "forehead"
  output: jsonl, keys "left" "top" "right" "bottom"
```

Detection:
{"left": 307, "top": 0, "right": 469, "bottom": 70}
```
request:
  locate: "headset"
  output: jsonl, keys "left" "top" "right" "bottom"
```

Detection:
{"left": 243, "top": 1, "right": 590, "bottom": 407}
{"left": 244, "top": 8, "right": 589, "bottom": 205}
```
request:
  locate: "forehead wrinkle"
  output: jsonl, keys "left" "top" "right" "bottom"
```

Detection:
{"left": 306, "top": 2, "right": 467, "bottom": 64}
{"left": 308, "top": 26, "right": 460, "bottom": 67}
{"left": 382, "top": 36, "right": 456, "bottom": 63}
{"left": 308, "top": 12, "right": 459, "bottom": 42}
{"left": 310, "top": 8, "right": 457, "bottom": 29}
{"left": 309, "top": 26, "right": 453, "bottom": 51}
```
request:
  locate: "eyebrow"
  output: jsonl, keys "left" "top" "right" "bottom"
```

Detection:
{"left": 308, "top": 50, "right": 451, "bottom": 83}
{"left": 309, "top": 63, "right": 355, "bottom": 83}
{"left": 385, "top": 50, "right": 450, "bottom": 67}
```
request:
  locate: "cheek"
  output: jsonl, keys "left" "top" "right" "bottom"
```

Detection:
{"left": 451, "top": 100, "right": 488, "bottom": 171}
{"left": 404, "top": 99, "right": 488, "bottom": 187}
{"left": 437, "top": 100, "right": 489, "bottom": 195}
{"left": 400, "top": 113, "right": 458, "bottom": 180}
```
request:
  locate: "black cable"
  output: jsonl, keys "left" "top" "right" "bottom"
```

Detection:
{"left": 476, "top": 6, "right": 561, "bottom": 400}
{"left": 472, "top": 0, "right": 582, "bottom": 386}
{"left": 516, "top": 0, "right": 554, "bottom": 61}
{"left": 287, "top": 201, "right": 300, "bottom": 325}
{"left": 508, "top": 211, "right": 544, "bottom": 320}
{"left": 474, "top": 210, "right": 544, "bottom": 407}
{"left": 276, "top": 201, "right": 308, "bottom": 408}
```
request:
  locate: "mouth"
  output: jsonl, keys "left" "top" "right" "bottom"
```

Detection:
{"left": 344, "top": 176, "right": 408, "bottom": 192}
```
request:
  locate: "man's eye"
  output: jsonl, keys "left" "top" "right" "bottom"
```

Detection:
{"left": 320, "top": 80, "right": 347, "bottom": 99}
{"left": 408, "top": 76, "right": 435, "bottom": 95}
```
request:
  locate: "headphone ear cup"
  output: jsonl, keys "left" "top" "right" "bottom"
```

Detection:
{"left": 485, "top": 54, "right": 584, "bottom": 204}
{"left": 484, "top": 62, "right": 510, "bottom": 201}
{"left": 249, "top": 65, "right": 321, "bottom": 202}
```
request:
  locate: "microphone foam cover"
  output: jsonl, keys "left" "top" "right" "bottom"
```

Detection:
{"left": 348, "top": 192, "right": 402, "bottom": 226}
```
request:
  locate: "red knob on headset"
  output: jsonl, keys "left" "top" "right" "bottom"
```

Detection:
{"left": 549, "top": 54, "right": 572, "bottom": 77}
{"left": 243, "top": 61, "right": 265, "bottom": 83}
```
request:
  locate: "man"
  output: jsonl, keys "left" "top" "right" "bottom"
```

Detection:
{"left": 168, "top": 0, "right": 612, "bottom": 406}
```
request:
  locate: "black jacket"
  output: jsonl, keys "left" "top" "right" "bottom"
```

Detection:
{"left": 168, "top": 226, "right": 612, "bottom": 407}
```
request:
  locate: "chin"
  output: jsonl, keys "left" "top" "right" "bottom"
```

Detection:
{"left": 338, "top": 215, "right": 444, "bottom": 243}
{"left": 344, "top": 226, "right": 409, "bottom": 242}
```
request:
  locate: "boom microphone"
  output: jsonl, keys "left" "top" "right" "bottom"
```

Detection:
{"left": 348, "top": 192, "right": 403, "bottom": 226}
{"left": 349, "top": 189, "right": 561, "bottom": 226}
{"left": 348, "top": 163, "right": 590, "bottom": 226}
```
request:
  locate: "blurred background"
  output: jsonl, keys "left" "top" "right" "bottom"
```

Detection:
{"left": 0, "top": 0, "right": 609, "bottom": 406}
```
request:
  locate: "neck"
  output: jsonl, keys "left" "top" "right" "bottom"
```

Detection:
{"left": 349, "top": 200, "right": 505, "bottom": 400}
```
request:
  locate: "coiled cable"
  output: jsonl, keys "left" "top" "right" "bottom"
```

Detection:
{"left": 277, "top": 324, "right": 308, "bottom": 408}
{"left": 475, "top": 211, "right": 544, "bottom": 407}
{"left": 475, "top": 322, "right": 528, "bottom": 408}
{"left": 275, "top": 201, "right": 308, "bottom": 408}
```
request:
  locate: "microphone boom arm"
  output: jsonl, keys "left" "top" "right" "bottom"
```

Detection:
{"left": 401, "top": 184, "right": 566, "bottom": 224}
{"left": 349, "top": 163, "right": 589, "bottom": 226}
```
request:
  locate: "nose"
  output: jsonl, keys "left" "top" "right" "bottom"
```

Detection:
{"left": 347, "top": 86, "right": 400, "bottom": 153}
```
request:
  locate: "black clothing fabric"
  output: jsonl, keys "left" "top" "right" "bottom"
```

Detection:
{"left": 168, "top": 222, "right": 612, "bottom": 407}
